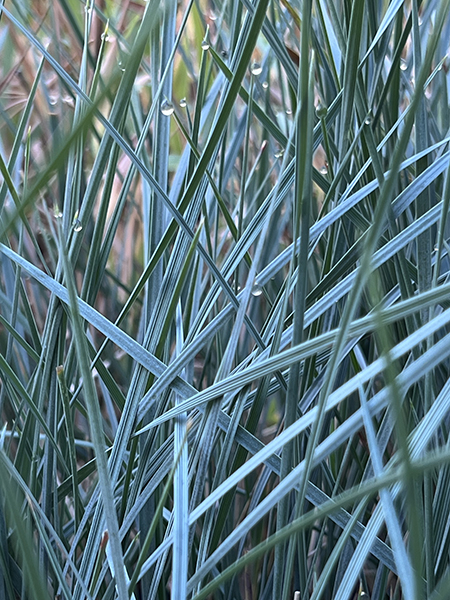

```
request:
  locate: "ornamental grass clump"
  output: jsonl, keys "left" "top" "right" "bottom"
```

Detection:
{"left": 1, "top": 1, "right": 450, "bottom": 599}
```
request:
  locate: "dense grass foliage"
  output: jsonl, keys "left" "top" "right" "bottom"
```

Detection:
{"left": 1, "top": 0, "right": 450, "bottom": 598}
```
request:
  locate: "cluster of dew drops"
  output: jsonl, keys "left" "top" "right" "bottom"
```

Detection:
{"left": 158, "top": 39, "right": 265, "bottom": 119}
{"left": 155, "top": 39, "right": 280, "bottom": 302}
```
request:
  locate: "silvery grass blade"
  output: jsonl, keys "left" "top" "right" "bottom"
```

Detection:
{"left": 56, "top": 220, "right": 128, "bottom": 599}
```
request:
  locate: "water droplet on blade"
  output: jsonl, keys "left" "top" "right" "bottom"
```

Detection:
{"left": 62, "top": 95, "right": 75, "bottom": 107}
{"left": 201, "top": 40, "right": 210, "bottom": 51}
{"left": 315, "top": 104, "right": 327, "bottom": 119}
{"left": 161, "top": 99, "right": 174, "bottom": 116}
{"left": 250, "top": 61, "right": 262, "bottom": 76}
{"left": 179, "top": 97, "right": 187, "bottom": 108}
{"left": 73, "top": 219, "right": 83, "bottom": 232}
{"left": 252, "top": 283, "right": 263, "bottom": 297}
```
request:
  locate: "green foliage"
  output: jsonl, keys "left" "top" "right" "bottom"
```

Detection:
{"left": 0, "top": 1, "right": 450, "bottom": 599}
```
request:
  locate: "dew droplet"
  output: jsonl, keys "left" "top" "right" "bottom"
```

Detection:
{"left": 62, "top": 95, "right": 75, "bottom": 108}
{"left": 320, "top": 165, "right": 328, "bottom": 175}
{"left": 400, "top": 59, "right": 408, "bottom": 71}
{"left": 209, "top": 11, "right": 217, "bottom": 21}
{"left": 179, "top": 97, "right": 187, "bottom": 108}
{"left": 250, "top": 61, "right": 262, "bottom": 76}
{"left": 54, "top": 205, "right": 63, "bottom": 219}
{"left": 221, "top": 50, "right": 228, "bottom": 58}
{"left": 201, "top": 39, "right": 210, "bottom": 51}
{"left": 274, "top": 149, "right": 284, "bottom": 159}
{"left": 118, "top": 60, "right": 125, "bottom": 72}
{"left": 101, "top": 32, "right": 109, "bottom": 42}
{"left": 364, "top": 114, "right": 372, "bottom": 125}
{"left": 262, "top": 81, "right": 269, "bottom": 89}
{"left": 160, "top": 99, "right": 174, "bottom": 116}
{"left": 73, "top": 219, "right": 83, "bottom": 232}
{"left": 48, "top": 95, "right": 58, "bottom": 115}
{"left": 252, "top": 283, "right": 263, "bottom": 297}
{"left": 286, "top": 108, "right": 292, "bottom": 115}
{"left": 315, "top": 104, "right": 327, "bottom": 119}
